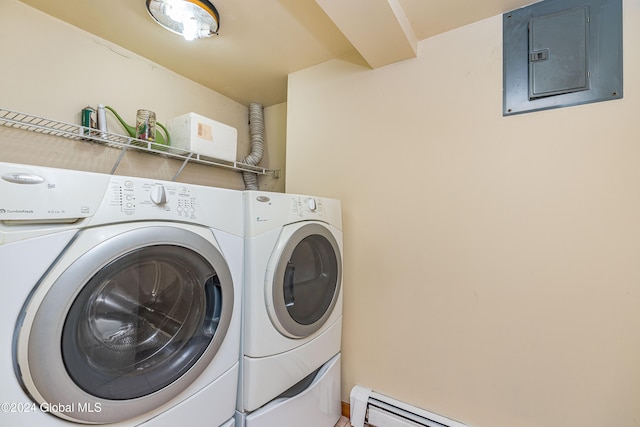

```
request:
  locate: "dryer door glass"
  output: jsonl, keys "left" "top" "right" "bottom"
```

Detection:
{"left": 272, "top": 223, "right": 342, "bottom": 338}
{"left": 285, "top": 234, "right": 338, "bottom": 325}
{"left": 61, "top": 245, "right": 221, "bottom": 400}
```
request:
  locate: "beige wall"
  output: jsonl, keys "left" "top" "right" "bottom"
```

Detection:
{"left": 0, "top": 0, "right": 285, "bottom": 191}
{"left": 286, "top": 1, "right": 640, "bottom": 426}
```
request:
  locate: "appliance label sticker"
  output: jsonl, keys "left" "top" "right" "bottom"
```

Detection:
{"left": 197, "top": 123, "right": 213, "bottom": 141}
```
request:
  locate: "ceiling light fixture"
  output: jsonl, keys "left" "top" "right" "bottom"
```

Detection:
{"left": 146, "top": 0, "right": 220, "bottom": 41}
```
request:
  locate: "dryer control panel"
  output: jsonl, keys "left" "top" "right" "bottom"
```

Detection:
{"left": 244, "top": 191, "right": 342, "bottom": 237}
{"left": 290, "top": 196, "right": 325, "bottom": 219}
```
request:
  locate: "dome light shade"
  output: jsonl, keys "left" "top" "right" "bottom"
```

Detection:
{"left": 146, "top": 0, "right": 220, "bottom": 41}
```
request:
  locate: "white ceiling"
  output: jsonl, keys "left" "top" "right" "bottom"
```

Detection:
{"left": 18, "top": 0, "right": 537, "bottom": 107}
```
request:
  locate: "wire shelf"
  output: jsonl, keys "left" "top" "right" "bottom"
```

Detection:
{"left": 0, "top": 107, "right": 279, "bottom": 179}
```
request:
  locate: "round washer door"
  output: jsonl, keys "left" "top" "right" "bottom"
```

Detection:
{"left": 267, "top": 222, "right": 342, "bottom": 338}
{"left": 17, "top": 225, "right": 234, "bottom": 424}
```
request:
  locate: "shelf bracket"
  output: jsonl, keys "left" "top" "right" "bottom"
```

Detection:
{"left": 172, "top": 152, "right": 194, "bottom": 181}
{"left": 110, "top": 139, "right": 133, "bottom": 175}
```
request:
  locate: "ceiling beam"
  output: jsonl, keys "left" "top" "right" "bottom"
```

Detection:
{"left": 315, "top": 0, "right": 417, "bottom": 69}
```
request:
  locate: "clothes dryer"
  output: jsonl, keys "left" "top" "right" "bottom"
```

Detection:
{"left": 0, "top": 162, "right": 242, "bottom": 427}
{"left": 236, "top": 191, "right": 343, "bottom": 426}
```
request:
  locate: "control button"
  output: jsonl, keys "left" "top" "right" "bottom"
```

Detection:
{"left": 150, "top": 185, "right": 167, "bottom": 205}
{"left": 124, "top": 180, "right": 134, "bottom": 188}
{"left": 307, "top": 198, "right": 317, "bottom": 211}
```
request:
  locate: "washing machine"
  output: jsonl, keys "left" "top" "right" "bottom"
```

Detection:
{"left": 0, "top": 162, "right": 242, "bottom": 427}
{"left": 236, "top": 191, "right": 343, "bottom": 427}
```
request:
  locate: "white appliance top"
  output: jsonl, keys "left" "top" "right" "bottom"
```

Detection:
{"left": 0, "top": 162, "right": 243, "bottom": 237}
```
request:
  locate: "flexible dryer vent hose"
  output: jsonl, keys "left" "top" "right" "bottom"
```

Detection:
{"left": 241, "top": 103, "right": 265, "bottom": 190}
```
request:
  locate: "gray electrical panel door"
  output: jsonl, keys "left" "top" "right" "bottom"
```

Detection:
{"left": 529, "top": 6, "right": 589, "bottom": 99}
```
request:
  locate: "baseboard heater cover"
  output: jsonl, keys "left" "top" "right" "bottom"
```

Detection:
{"left": 349, "top": 386, "right": 470, "bottom": 427}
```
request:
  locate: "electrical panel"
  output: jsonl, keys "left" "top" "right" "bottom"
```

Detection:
{"left": 503, "top": 0, "right": 622, "bottom": 116}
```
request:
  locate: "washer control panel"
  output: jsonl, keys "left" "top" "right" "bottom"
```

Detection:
{"left": 106, "top": 177, "right": 200, "bottom": 221}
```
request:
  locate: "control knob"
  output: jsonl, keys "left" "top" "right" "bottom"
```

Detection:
{"left": 150, "top": 185, "right": 167, "bottom": 205}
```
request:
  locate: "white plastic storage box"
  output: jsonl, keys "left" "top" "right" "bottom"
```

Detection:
{"left": 167, "top": 112, "right": 238, "bottom": 162}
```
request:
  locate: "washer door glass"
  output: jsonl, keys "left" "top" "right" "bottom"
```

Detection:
{"left": 20, "top": 226, "right": 234, "bottom": 424}
{"left": 61, "top": 245, "right": 221, "bottom": 400}
{"left": 272, "top": 223, "right": 342, "bottom": 338}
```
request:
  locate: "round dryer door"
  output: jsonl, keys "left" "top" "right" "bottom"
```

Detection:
{"left": 268, "top": 222, "right": 342, "bottom": 338}
{"left": 17, "top": 225, "right": 234, "bottom": 424}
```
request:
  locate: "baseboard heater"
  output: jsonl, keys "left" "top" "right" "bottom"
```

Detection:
{"left": 349, "top": 386, "right": 471, "bottom": 427}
